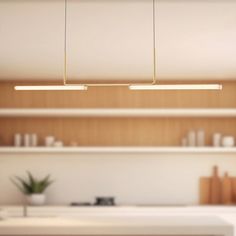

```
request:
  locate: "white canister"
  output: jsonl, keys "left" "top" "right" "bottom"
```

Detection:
{"left": 23, "top": 134, "right": 30, "bottom": 147}
{"left": 187, "top": 130, "right": 196, "bottom": 147}
{"left": 222, "top": 136, "right": 235, "bottom": 147}
{"left": 30, "top": 134, "right": 38, "bottom": 147}
{"left": 45, "top": 136, "right": 55, "bottom": 147}
{"left": 53, "top": 141, "right": 64, "bottom": 147}
{"left": 14, "top": 133, "right": 22, "bottom": 147}
{"left": 197, "top": 129, "right": 205, "bottom": 147}
{"left": 213, "top": 133, "right": 222, "bottom": 147}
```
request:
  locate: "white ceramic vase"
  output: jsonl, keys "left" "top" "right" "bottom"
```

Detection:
{"left": 27, "top": 194, "right": 46, "bottom": 206}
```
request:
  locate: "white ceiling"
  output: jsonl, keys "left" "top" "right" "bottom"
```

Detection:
{"left": 0, "top": 0, "right": 236, "bottom": 82}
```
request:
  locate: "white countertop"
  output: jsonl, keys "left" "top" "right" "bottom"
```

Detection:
{"left": 4, "top": 205, "right": 236, "bottom": 217}
{"left": 0, "top": 215, "right": 233, "bottom": 236}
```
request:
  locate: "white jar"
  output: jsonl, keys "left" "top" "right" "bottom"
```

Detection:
{"left": 197, "top": 129, "right": 205, "bottom": 147}
{"left": 187, "top": 130, "right": 196, "bottom": 147}
{"left": 213, "top": 133, "right": 222, "bottom": 147}
{"left": 23, "top": 134, "right": 30, "bottom": 147}
{"left": 14, "top": 133, "right": 22, "bottom": 147}
{"left": 222, "top": 136, "right": 235, "bottom": 147}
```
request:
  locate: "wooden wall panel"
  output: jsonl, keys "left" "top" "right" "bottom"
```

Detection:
{"left": 0, "top": 80, "right": 235, "bottom": 108}
{"left": 0, "top": 80, "right": 235, "bottom": 146}
{"left": 0, "top": 117, "right": 236, "bottom": 146}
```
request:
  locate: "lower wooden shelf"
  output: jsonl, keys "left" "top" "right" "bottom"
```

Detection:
{"left": 0, "top": 146, "right": 236, "bottom": 154}
{"left": 0, "top": 108, "right": 236, "bottom": 117}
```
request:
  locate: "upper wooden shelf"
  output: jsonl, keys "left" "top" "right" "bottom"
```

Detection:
{"left": 0, "top": 108, "right": 236, "bottom": 118}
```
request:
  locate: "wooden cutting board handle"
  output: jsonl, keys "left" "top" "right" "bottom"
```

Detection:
{"left": 210, "top": 165, "right": 221, "bottom": 204}
{"left": 222, "top": 172, "right": 232, "bottom": 205}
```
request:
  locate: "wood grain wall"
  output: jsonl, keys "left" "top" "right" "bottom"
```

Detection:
{"left": 0, "top": 80, "right": 235, "bottom": 146}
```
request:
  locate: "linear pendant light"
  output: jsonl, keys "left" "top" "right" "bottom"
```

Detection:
{"left": 15, "top": 0, "right": 222, "bottom": 91}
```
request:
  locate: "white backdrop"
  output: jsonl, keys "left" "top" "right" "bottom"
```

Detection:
{"left": 1, "top": 153, "right": 236, "bottom": 205}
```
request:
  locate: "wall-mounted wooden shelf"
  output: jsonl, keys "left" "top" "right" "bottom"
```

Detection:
{"left": 0, "top": 146, "right": 236, "bottom": 154}
{"left": 0, "top": 108, "right": 236, "bottom": 118}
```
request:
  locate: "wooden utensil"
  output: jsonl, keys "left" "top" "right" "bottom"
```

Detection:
{"left": 210, "top": 165, "right": 221, "bottom": 204}
{"left": 199, "top": 177, "right": 211, "bottom": 205}
{"left": 222, "top": 172, "right": 232, "bottom": 205}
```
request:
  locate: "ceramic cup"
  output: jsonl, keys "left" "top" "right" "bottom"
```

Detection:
{"left": 45, "top": 136, "right": 55, "bottom": 147}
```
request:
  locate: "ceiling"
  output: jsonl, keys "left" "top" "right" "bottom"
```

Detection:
{"left": 0, "top": 0, "right": 236, "bottom": 82}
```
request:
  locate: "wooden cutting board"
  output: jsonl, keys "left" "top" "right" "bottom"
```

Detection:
{"left": 231, "top": 177, "right": 236, "bottom": 203}
{"left": 200, "top": 168, "right": 236, "bottom": 205}
{"left": 199, "top": 177, "right": 211, "bottom": 205}
{"left": 210, "top": 165, "right": 221, "bottom": 204}
{"left": 221, "top": 172, "right": 232, "bottom": 205}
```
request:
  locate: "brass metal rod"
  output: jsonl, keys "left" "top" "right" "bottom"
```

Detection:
{"left": 63, "top": 0, "right": 67, "bottom": 85}
{"left": 152, "top": 0, "right": 157, "bottom": 85}
{"left": 65, "top": 83, "right": 153, "bottom": 87}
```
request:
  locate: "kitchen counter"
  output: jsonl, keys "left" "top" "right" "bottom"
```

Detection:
{"left": 0, "top": 215, "right": 233, "bottom": 236}
{"left": 4, "top": 205, "right": 236, "bottom": 217}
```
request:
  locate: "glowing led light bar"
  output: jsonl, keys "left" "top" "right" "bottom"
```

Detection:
{"left": 14, "top": 85, "right": 87, "bottom": 91}
{"left": 129, "top": 84, "right": 222, "bottom": 90}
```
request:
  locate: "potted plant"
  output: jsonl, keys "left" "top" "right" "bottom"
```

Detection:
{"left": 11, "top": 171, "right": 54, "bottom": 206}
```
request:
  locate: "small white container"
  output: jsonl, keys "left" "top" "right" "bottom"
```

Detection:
{"left": 23, "top": 134, "right": 30, "bottom": 147}
{"left": 14, "top": 133, "right": 22, "bottom": 147}
{"left": 213, "top": 133, "right": 222, "bottom": 147}
{"left": 45, "top": 136, "right": 55, "bottom": 147}
{"left": 197, "top": 129, "right": 205, "bottom": 147}
{"left": 30, "top": 134, "right": 38, "bottom": 147}
{"left": 27, "top": 194, "right": 46, "bottom": 206}
{"left": 187, "top": 130, "right": 196, "bottom": 147}
{"left": 222, "top": 136, "right": 235, "bottom": 147}
{"left": 53, "top": 141, "right": 64, "bottom": 147}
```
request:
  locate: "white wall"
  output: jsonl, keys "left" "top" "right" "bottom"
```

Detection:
{"left": 1, "top": 153, "right": 236, "bottom": 205}
{"left": 1, "top": 0, "right": 236, "bottom": 80}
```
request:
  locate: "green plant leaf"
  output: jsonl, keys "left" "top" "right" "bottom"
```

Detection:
{"left": 10, "top": 172, "right": 54, "bottom": 194}
{"left": 15, "top": 176, "right": 32, "bottom": 193}
{"left": 27, "top": 171, "right": 36, "bottom": 188}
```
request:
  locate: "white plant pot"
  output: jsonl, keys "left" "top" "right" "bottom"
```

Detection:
{"left": 27, "top": 194, "right": 46, "bottom": 206}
